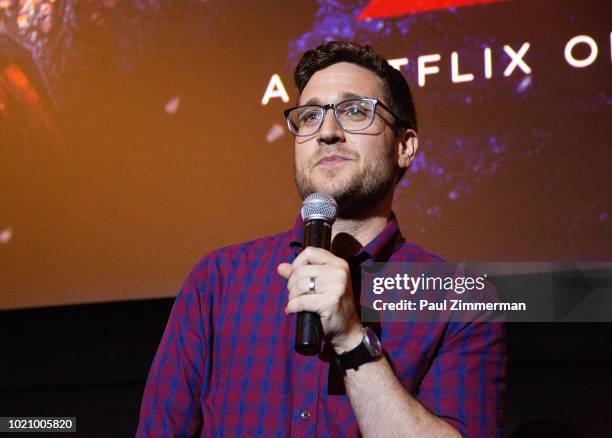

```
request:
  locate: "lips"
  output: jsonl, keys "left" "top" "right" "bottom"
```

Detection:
{"left": 315, "top": 155, "right": 353, "bottom": 166}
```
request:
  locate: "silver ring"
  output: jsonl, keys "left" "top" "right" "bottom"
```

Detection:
{"left": 308, "top": 277, "right": 316, "bottom": 294}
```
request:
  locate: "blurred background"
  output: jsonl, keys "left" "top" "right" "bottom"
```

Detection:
{"left": 1, "top": 0, "right": 610, "bottom": 435}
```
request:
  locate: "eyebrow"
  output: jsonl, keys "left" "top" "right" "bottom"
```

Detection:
{"left": 300, "top": 91, "right": 365, "bottom": 106}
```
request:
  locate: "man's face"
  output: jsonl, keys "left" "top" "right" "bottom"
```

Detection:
{"left": 294, "top": 62, "right": 401, "bottom": 218}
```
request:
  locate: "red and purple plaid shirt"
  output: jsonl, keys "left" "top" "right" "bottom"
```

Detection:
{"left": 137, "top": 214, "right": 506, "bottom": 437}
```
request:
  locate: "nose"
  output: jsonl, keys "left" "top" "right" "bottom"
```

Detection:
{"left": 316, "top": 108, "right": 345, "bottom": 145}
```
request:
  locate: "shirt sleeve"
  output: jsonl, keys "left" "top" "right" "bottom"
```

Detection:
{"left": 136, "top": 261, "right": 212, "bottom": 437}
{"left": 416, "top": 314, "right": 507, "bottom": 437}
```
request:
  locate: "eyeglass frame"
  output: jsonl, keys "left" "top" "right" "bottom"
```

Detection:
{"left": 283, "top": 97, "right": 404, "bottom": 137}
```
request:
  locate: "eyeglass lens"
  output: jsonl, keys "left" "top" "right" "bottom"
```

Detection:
{"left": 287, "top": 99, "right": 375, "bottom": 136}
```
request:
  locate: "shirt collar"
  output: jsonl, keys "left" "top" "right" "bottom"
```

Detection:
{"left": 289, "top": 212, "right": 405, "bottom": 263}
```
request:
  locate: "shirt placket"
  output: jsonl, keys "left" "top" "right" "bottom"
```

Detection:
{"left": 288, "top": 244, "right": 321, "bottom": 436}
{"left": 290, "top": 351, "right": 322, "bottom": 437}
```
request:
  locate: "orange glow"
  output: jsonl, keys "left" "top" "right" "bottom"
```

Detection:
{"left": 4, "top": 63, "right": 41, "bottom": 105}
{"left": 2, "top": 63, "right": 60, "bottom": 137}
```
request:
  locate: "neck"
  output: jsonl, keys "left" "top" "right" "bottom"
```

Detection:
{"left": 330, "top": 196, "right": 392, "bottom": 259}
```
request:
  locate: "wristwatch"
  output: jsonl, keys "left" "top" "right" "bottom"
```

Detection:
{"left": 334, "top": 326, "right": 383, "bottom": 373}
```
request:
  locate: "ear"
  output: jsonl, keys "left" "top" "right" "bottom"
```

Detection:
{"left": 397, "top": 129, "right": 418, "bottom": 170}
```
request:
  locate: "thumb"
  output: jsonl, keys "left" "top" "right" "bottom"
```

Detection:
{"left": 277, "top": 262, "right": 293, "bottom": 279}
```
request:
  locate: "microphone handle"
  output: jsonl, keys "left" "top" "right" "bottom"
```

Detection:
{"left": 295, "top": 218, "right": 332, "bottom": 356}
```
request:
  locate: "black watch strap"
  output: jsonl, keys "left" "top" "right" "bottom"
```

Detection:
{"left": 335, "top": 342, "right": 373, "bottom": 372}
{"left": 334, "top": 327, "right": 382, "bottom": 372}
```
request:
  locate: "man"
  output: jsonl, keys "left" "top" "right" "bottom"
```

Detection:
{"left": 137, "top": 41, "right": 505, "bottom": 437}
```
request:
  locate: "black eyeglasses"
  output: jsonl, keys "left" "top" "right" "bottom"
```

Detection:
{"left": 283, "top": 98, "right": 402, "bottom": 137}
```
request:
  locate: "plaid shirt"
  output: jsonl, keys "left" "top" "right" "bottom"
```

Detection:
{"left": 137, "top": 214, "right": 506, "bottom": 437}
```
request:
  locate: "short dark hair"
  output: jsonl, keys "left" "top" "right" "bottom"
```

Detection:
{"left": 293, "top": 40, "right": 417, "bottom": 134}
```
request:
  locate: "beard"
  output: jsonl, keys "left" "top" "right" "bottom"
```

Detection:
{"left": 295, "top": 145, "right": 398, "bottom": 219}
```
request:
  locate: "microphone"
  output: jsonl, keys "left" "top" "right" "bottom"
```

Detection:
{"left": 295, "top": 193, "right": 337, "bottom": 356}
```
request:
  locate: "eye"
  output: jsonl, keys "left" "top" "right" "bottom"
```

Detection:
{"left": 341, "top": 103, "right": 370, "bottom": 120}
{"left": 299, "top": 109, "right": 322, "bottom": 125}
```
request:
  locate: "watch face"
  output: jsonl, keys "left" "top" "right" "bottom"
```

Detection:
{"left": 363, "top": 326, "right": 382, "bottom": 357}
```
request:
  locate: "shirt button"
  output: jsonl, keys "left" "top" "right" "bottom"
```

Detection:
{"left": 300, "top": 410, "right": 311, "bottom": 420}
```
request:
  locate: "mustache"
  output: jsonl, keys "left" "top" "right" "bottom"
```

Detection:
{"left": 312, "top": 148, "right": 358, "bottom": 166}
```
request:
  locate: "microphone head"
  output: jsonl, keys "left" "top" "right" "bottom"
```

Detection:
{"left": 301, "top": 193, "right": 337, "bottom": 223}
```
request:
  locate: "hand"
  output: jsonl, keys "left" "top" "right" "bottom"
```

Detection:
{"left": 277, "top": 246, "right": 364, "bottom": 353}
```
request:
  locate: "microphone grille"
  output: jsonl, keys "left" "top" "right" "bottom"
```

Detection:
{"left": 301, "top": 193, "right": 337, "bottom": 222}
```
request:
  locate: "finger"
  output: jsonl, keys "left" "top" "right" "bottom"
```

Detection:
{"left": 277, "top": 262, "right": 293, "bottom": 279}
{"left": 287, "top": 275, "right": 331, "bottom": 301}
{"left": 285, "top": 293, "right": 328, "bottom": 314}
{"left": 286, "top": 264, "right": 326, "bottom": 291}
{"left": 293, "top": 246, "right": 345, "bottom": 269}
{"left": 287, "top": 267, "right": 348, "bottom": 300}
